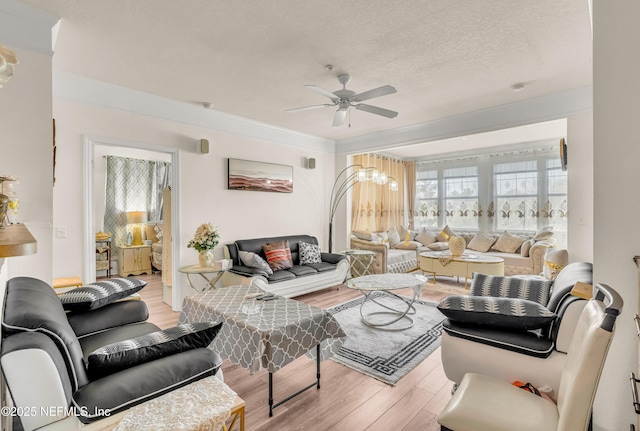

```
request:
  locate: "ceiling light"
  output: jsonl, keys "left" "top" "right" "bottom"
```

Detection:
{"left": 510, "top": 83, "right": 526, "bottom": 92}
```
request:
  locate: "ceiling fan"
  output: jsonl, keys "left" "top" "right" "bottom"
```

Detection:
{"left": 286, "top": 74, "right": 398, "bottom": 127}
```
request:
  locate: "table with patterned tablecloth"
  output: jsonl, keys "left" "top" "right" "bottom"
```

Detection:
{"left": 179, "top": 284, "right": 347, "bottom": 416}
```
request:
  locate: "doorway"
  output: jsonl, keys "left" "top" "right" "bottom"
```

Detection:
{"left": 82, "top": 135, "right": 181, "bottom": 310}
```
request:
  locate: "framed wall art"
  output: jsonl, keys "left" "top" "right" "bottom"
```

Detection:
{"left": 227, "top": 158, "right": 293, "bottom": 193}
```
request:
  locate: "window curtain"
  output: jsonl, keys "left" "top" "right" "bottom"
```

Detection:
{"left": 405, "top": 161, "right": 416, "bottom": 230}
{"left": 351, "top": 154, "right": 405, "bottom": 233}
{"left": 103, "top": 156, "right": 172, "bottom": 248}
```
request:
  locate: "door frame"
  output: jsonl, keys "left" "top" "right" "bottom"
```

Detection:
{"left": 82, "top": 135, "right": 181, "bottom": 309}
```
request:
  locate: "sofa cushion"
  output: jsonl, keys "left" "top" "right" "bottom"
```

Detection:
{"left": 387, "top": 249, "right": 416, "bottom": 266}
{"left": 542, "top": 248, "right": 568, "bottom": 280}
{"left": 352, "top": 230, "right": 373, "bottom": 240}
{"left": 239, "top": 251, "right": 273, "bottom": 275}
{"left": 263, "top": 240, "right": 294, "bottom": 270}
{"left": 267, "top": 270, "right": 297, "bottom": 283}
{"left": 394, "top": 241, "right": 421, "bottom": 250}
{"left": 428, "top": 242, "right": 449, "bottom": 251}
{"left": 59, "top": 278, "right": 147, "bottom": 312}
{"left": 443, "top": 320, "right": 555, "bottom": 358}
{"left": 520, "top": 239, "right": 534, "bottom": 257}
{"left": 467, "top": 233, "right": 497, "bottom": 253}
{"left": 484, "top": 251, "right": 531, "bottom": 269}
{"left": 286, "top": 265, "right": 318, "bottom": 277}
{"left": 437, "top": 295, "right": 557, "bottom": 331}
{"left": 534, "top": 226, "right": 554, "bottom": 240}
{"left": 437, "top": 225, "right": 457, "bottom": 242}
{"left": 306, "top": 262, "right": 337, "bottom": 273}
{"left": 298, "top": 241, "right": 322, "bottom": 264}
{"left": 86, "top": 322, "right": 223, "bottom": 380}
{"left": 387, "top": 227, "right": 401, "bottom": 246}
{"left": 3, "top": 277, "right": 90, "bottom": 389}
{"left": 415, "top": 229, "right": 437, "bottom": 246}
{"left": 470, "top": 273, "right": 553, "bottom": 306}
{"left": 491, "top": 232, "right": 527, "bottom": 253}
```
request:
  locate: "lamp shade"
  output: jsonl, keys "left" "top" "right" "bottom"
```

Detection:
{"left": 126, "top": 211, "right": 148, "bottom": 225}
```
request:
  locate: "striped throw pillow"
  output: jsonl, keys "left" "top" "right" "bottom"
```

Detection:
{"left": 470, "top": 273, "right": 553, "bottom": 306}
{"left": 262, "top": 240, "right": 293, "bottom": 270}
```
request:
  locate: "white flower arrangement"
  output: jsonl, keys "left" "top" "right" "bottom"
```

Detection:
{"left": 187, "top": 223, "right": 220, "bottom": 252}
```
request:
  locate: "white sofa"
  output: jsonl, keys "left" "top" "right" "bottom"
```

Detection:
{"left": 349, "top": 227, "right": 556, "bottom": 277}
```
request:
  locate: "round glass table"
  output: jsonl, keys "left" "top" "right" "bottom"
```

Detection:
{"left": 178, "top": 264, "right": 230, "bottom": 292}
{"left": 345, "top": 273, "right": 428, "bottom": 331}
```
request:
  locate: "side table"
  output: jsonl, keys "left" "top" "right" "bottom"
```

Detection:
{"left": 340, "top": 249, "right": 376, "bottom": 278}
{"left": 179, "top": 265, "right": 229, "bottom": 292}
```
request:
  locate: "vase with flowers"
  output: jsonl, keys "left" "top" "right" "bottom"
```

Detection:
{"left": 187, "top": 222, "right": 220, "bottom": 267}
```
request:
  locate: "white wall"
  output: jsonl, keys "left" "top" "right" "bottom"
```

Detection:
{"left": 567, "top": 111, "right": 594, "bottom": 263}
{"left": 0, "top": 46, "right": 54, "bottom": 283}
{"left": 52, "top": 98, "right": 335, "bottom": 293}
{"left": 593, "top": 1, "right": 640, "bottom": 429}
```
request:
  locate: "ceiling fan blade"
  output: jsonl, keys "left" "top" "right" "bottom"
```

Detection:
{"left": 355, "top": 104, "right": 398, "bottom": 119}
{"left": 304, "top": 85, "right": 338, "bottom": 100}
{"left": 353, "top": 85, "right": 396, "bottom": 102}
{"left": 332, "top": 109, "right": 347, "bottom": 127}
{"left": 285, "top": 104, "right": 333, "bottom": 112}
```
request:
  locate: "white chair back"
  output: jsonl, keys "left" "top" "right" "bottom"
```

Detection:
{"left": 556, "top": 289, "right": 617, "bottom": 431}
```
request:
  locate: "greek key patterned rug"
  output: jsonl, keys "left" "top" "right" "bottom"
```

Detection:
{"left": 327, "top": 292, "right": 445, "bottom": 386}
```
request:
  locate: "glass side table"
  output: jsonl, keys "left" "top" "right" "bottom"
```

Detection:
{"left": 178, "top": 265, "right": 230, "bottom": 292}
{"left": 339, "top": 249, "right": 376, "bottom": 278}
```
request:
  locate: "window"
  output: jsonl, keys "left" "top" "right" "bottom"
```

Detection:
{"left": 444, "top": 166, "right": 478, "bottom": 229}
{"left": 415, "top": 169, "right": 439, "bottom": 229}
{"left": 414, "top": 146, "right": 568, "bottom": 242}
{"left": 495, "top": 161, "right": 538, "bottom": 231}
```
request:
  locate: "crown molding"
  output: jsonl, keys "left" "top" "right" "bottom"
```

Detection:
{"left": 335, "top": 86, "right": 593, "bottom": 155}
{"left": 0, "top": 0, "right": 60, "bottom": 56}
{"left": 53, "top": 71, "right": 335, "bottom": 153}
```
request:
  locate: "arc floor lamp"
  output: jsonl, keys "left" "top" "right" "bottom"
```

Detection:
{"left": 328, "top": 164, "right": 398, "bottom": 253}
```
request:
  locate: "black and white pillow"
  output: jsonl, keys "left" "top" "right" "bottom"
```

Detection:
{"left": 470, "top": 273, "right": 553, "bottom": 306}
{"left": 87, "top": 322, "right": 223, "bottom": 380}
{"left": 437, "top": 295, "right": 556, "bottom": 331}
{"left": 239, "top": 251, "right": 273, "bottom": 275}
{"left": 298, "top": 241, "right": 322, "bottom": 264}
{"left": 59, "top": 278, "right": 147, "bottom": 312}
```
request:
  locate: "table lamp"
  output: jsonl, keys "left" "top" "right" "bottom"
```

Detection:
{"left": 126, "top": 211, "right": 148, "bottom": 246}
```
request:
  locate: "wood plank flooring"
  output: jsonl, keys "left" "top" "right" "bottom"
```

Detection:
{"left": 134, "top": 274, "right": 460, "bottom": 431}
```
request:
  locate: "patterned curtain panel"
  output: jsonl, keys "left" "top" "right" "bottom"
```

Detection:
{"left": 103, "top": 156, "right": 172, "bottom": 247}
{"left": 351, "top": 154, "right": 405, "bottom": 233}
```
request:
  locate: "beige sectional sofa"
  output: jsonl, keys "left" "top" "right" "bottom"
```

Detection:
{"left": 349, "top": 226, "right": 557, "bottom": 277}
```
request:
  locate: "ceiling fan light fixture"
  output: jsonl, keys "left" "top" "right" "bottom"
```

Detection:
{"left": 287, "top": 74, "right": 398, "bottom": 127}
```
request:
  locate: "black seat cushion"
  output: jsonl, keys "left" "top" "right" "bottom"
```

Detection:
{"left": 443, "top": 319, "right": 554, "bottom": 358}
{"left": 286, "top": 265, "right": 318, "bottom": 277}
{"left": 267, "top": 270, "right": 297, "bottom": 283}
{"left": 306, "top": 262, "right": 337, "bottom": 273}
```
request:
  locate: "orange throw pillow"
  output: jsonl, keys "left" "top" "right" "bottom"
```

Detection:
{"left": 262, "top": 240, "right": 293, "bottom": 270}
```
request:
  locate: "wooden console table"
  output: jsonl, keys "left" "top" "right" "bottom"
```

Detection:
{"left": 0, "top": 224, "right": 36, "bottom": 258}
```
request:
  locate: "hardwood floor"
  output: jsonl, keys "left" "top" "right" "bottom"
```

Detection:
{"left": 135, "top": 274, "right": 457, "bottom": 431}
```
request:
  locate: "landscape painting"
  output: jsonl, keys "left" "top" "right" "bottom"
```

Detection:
{"left": 228, "top": 158, "right": 293, "bottom": 193}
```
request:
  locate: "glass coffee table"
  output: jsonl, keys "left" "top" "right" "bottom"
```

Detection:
{"left": 345, "top": 273, "right": 428, "bottom": 331}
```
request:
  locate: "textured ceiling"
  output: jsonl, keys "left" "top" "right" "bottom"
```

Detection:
{"left": 20, "top": 0, "right": 592, "bottom": 143}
